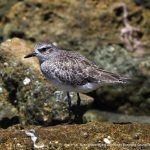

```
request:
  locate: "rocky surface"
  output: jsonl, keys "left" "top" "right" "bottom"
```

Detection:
{"left": 133, "top": 0, "right": 150, "bottom": 8}
{"left": 0, "top": 122, "right": 150, "bottom": 150}
{"left": 0, "top": 0, "right": 150, "bottom": 50}
{"left": 92, "top": 44, "right": 150, "bottom": 115}
{"left": 83, "top": 110, "right": 150, "bottom": 124}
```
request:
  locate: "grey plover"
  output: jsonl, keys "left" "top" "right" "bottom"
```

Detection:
{"left": 24, "top": 43, "right": 128, "bottom": 121}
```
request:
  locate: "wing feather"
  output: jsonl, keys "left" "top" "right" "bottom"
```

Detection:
{"left": 41, "top": 50, "right": 129, "bottom": 87}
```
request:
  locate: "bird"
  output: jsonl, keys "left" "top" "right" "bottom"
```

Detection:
{"left": 24, "top": 43, "right": 128, "bottom": 122}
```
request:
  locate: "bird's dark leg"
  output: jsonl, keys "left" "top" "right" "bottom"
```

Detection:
{"left": 74, "top": 93, "right": 82, "bottom": 123}
{"left": 77, "top": 93, "right": 81, "bottom": 108}
{"left": 66, "top": 92, "right": 72, "bottom": 122}
{"left": 67, "top": 92, "right": 71, "bottom": 110}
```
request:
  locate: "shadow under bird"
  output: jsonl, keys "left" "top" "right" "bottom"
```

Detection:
{"left": 24, "top": 43, "right": 128, "bottom": 122}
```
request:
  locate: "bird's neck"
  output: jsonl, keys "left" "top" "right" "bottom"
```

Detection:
{"left": 38, "top": 56, "right": 48, "bottom": 64}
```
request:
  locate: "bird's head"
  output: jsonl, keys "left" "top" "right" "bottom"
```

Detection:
{"left": 24, "top": 43, "right": 57, "bottom": 63}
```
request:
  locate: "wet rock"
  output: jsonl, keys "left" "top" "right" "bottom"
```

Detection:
{"left": 0, "top": 122, "right": 149, "bottom": 149}
{"left": 0, "top": 38, "right": 94, "bottom": 127}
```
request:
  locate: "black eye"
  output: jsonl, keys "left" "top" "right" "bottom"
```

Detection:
{"left": 39, "top": 47, "right": 47, "bottom": 52}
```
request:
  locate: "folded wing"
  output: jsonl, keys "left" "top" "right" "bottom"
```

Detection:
{"left": 41, "top": 51, "right": 129, "bottom": 87}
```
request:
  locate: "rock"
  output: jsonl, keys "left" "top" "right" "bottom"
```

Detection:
{"left": 0, "top": 65, "right": 19, "bottom": 128}
{"left": 0, "top": 122, "right": 150, "bottom": 149}
{"left": 83, "top": 110, "right": 150, "bottom": 124}
{"left": 54, "top": 91, "right": 93, "bottom": 106}
{"left": 0, "top": 38, "right": 94, "bottom": 127}
{"left": 0, "top": 0, "right": 19, "bottom": 24}
{"left": 83, "top": 110, "right": 107, "bottom": 123}
{"left": 0, "top": 0, "right": 149, "bottom": 51}
{"left": 0, "top": 101, "right": 18, "bottom": 121}
{"left": 0, "top": 38, "right": 39, "bottom": 72}
{"left": 133, "top": 0, "right": 150, "bottom": 8}
{"left": 0, "top": 0, "right": 150, "bottom": 126}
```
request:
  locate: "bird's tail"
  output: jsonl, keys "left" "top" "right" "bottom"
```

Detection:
{"left": 116, "top": 75, "right": 131, "bottom": 84}
{"left": 97, "top": 69, "right": 131, "bottom": 85}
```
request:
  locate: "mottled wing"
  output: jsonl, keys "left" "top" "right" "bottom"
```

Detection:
{"left": 70, "top": 51, "right": 129, "bottom": 84}
{"left": 40, "top": 52, "right": 94, "bottom": 86}
{"left": 95, "top": 68, "right": 129, "bottom": 84}
{"left": 64, "top": 51, "right": 129, "bottom": 85}
{"left": 41, "top": 50, "right": 128, "bottom": 87}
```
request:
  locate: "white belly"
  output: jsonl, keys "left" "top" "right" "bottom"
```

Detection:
{"left": 76, "top": 82, "right": 100, "bottom": 93}
{"left": 50, "top": 79, "right": 100, "bottom": 93}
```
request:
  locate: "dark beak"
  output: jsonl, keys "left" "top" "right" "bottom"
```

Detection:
{"left": 24, "top": 52, "right": 36, "bottom": 58}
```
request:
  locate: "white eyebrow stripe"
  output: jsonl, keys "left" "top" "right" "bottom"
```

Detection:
{"left": 35, "top": 43, "right": 52, "bottom": 51}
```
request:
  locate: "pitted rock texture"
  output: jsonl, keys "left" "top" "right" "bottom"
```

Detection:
{"left": 0, "top": 122, "right": 150, "bottom": 150}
